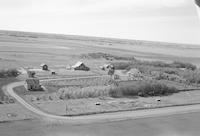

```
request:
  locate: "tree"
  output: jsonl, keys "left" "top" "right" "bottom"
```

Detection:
{"left": 108, "top": 65, "right": 115, "bottom": 79}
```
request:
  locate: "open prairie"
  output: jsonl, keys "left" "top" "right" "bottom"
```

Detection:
{"left": 0, "top": 30, "right": 200, "bottom": 70}
{"left": 1, "top": 30, "right": 200, "bottom": 136}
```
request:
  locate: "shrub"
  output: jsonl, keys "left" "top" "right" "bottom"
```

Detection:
{"left": 182, "top": 70, "right": 200, "bottom": 84}
{"left": 170, "top": 61, "right": 197, "bottom": 70}
{"left": 111, "top": 62, "right": 134, "bottom": 70}
{"left": 0, "top": 69, "right": 19, "bottom": 78}
{"left": 112, "top": 60, "right": 197, "bottom": 71}
{"left": 164, "top": 68, "right": 179, "bottom": 75}
{"left": 109, "top": 81, "right": 178, "bottom": 98}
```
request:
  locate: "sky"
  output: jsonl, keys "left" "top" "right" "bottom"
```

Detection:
{"left": 0, "top": 0, "right": 200, "bottom": 44}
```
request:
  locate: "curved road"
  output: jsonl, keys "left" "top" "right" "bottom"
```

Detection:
{"left": 6, "top": 81, "right": 200, "bottom": 124}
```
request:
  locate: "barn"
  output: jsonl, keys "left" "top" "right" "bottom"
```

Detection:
{"left": 40, "top": 63, "right": 48, "bottom": 70}
{"left": 72, "top": 61, "right": 90, "bottom": 71}
{"left": 26, "top": 78, "right": 42, "bottom": 91}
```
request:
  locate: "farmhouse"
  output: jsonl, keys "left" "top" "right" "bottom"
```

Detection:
{"left": 72, "top": 61, "right": 90, "bottom": 71}
{"left": 127, "top": 68, "right": 143, "bottom": 81}
{"left": 26, "top": 78, "right": 42, "bottom": 91}
{"left": 40, "top": 63, "right": 48, "bottom": 70}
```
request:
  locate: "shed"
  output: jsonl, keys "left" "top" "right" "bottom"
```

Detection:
{"left": 26, "top": 78, "right": 42, "bottom": 91}
{"left": 127, "top": 68, "right": 143, "bottom": 81}
{"left": 72, "top": 61, "right": 90, "bottom": 71}
{"left": 51, "top": 71, "right": 56, "bottom": 75}
{"left": 40, "top": 63, "right": 48, "bottom": 70}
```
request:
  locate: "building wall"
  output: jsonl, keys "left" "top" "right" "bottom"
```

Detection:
{"left": 26, "top": 78, "right": 41, "bottom": 91}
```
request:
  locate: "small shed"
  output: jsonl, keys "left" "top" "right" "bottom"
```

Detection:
{"left": 51, "top": 70, "right": 56, "bottom": 75}
{"left": 127, "top": 68, "right": 143, "bottom": 81}
{"left": 26, "top": 78, "right": 42, "bottom": 91}
{"left": 40, "top": 63, "right": 48, "bottom": 71}
{"left": 72, "top": 61, "right": 90, "bottom": 71}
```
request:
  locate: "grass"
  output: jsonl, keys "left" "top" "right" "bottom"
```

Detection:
{"left": 0, "top": 78, "right": 18, "bottom": 103}
{"left": 0, "top": 68, "right": 20, "bottom": 103}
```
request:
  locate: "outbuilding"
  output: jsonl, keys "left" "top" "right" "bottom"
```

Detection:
{"left": 40, "top": 63, "right": 48, "bottom": 70}
{"left": 26, "top": 78, "right": 42, "bottom": 91}
{"left": 72, "top": 61, "right": 90, "bottom": 71}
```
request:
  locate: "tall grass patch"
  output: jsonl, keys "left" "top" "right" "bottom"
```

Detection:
{"left": 57, "top": 86, "right": 111, "bottom": 99}
{"left": 42, "top": 76, "right": 111, "bottom": 91}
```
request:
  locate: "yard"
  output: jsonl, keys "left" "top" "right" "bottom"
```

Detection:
{"left": 31, "top": 89, "right": 200, "bottom": 116}
{"left": 0, "top": 78, "right": 18, "bottom": 104}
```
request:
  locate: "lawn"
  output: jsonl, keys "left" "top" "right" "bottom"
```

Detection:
{"left": 0, "top": 78, "right": 18, "bottom": 103}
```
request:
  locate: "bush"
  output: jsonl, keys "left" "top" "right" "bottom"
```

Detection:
{"left": 0, "top": 69, "right": 19, "bottom": 78}
{"left": 164, "top": 68, "right": 179, "bottom": 75}
{"left": 109, "top": 81, "right": 178, "bottom": 98}
{"left": 170, "top": 61, "right": 197, "bottom": 70}
{"left": 182, "top": 70, "right": 200, "bottom": 84}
